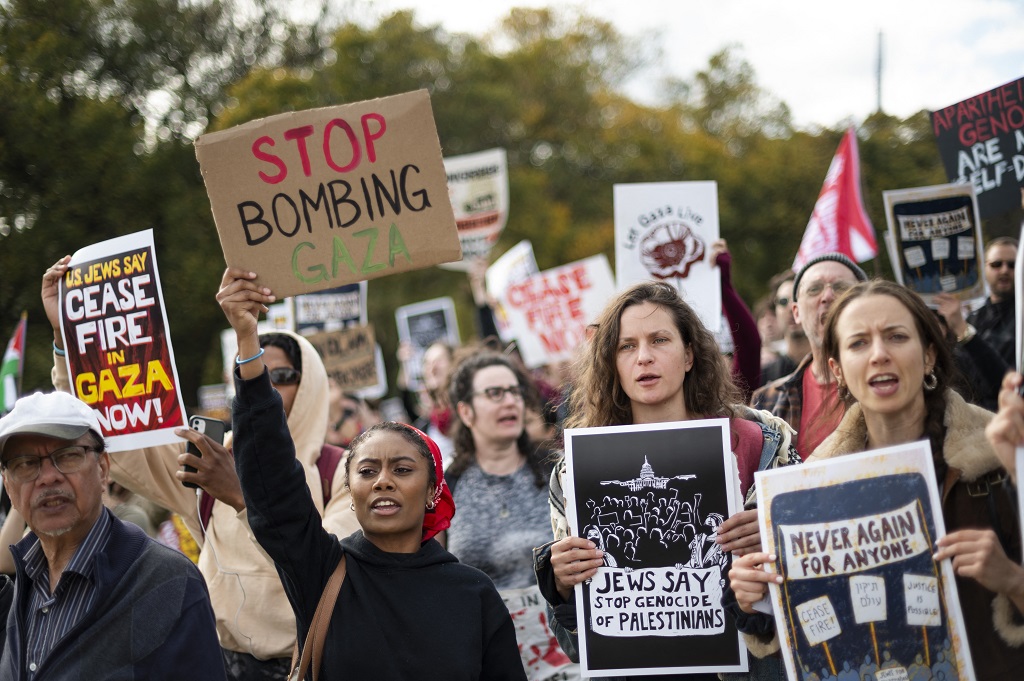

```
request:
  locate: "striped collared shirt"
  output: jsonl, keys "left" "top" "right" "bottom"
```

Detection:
{"left": 22, "top": 509, "right": 111, "bottom": 679}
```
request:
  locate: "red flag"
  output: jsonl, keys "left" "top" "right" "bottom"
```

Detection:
{"left": 793, "top": 127, "right": 877, "bottom": 271}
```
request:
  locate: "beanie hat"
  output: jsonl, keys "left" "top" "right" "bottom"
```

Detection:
{"left": 792, "top": 253, "right": 868, "bottom": 302}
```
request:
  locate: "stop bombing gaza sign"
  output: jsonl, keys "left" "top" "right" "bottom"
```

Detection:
{"left": 195, "top": 90, "right": 463, "bottom": 298}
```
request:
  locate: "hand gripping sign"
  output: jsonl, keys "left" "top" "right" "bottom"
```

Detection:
{"left": 58, "top": 229, "right": 187, "bottom": 452}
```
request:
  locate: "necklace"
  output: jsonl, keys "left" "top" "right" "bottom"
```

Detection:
{"left": 483, "top": 468, "right": 517, "bottom": 520}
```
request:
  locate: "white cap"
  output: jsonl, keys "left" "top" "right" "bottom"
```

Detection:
{"left": 0, "top": 392, "right": 102, "bottom": 458}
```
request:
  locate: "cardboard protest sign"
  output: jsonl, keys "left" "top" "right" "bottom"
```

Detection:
{"left": 498, "top": 255, "right": 614, "bottom": 368}
{"left": 305, "top": 325, "right": 377, "bottom": 392}
{"left": 755, "top": 442, "right": 974, "bottom": 681}
{"left": 58, "top": 230, "right": 187, "bottom": 451}
{"left": 195, "top": 89, "right": 462, "bottom": 298}
{"left": 614, "top": 182, "right": 722, "bottom": 331}
{"left": 500, "top": 585, "right": 581, "bottom": 681}
{"left": 931, "top": 76, "right": 1024, "bottom": 220}
{"left": 487, "top": 240, "right": 540, "bottom": 343}
{"left": 882, "top": 183, "right": 984, "bottom": 303}
{"left": 441, "top": 148, "right": 509, "bottom": 270}
{"left": 563, "top": 420, "right": 746, "bottom": 677}
{"left": 294, "top": 281, "right": 367, "bottom": 333}
{"left": 395, "top": 297, "right": 459, "bottom": 391}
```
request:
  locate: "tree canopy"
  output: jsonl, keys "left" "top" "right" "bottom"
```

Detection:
{"left": 1, "top": 2, "right": 1017, "bottom": 403}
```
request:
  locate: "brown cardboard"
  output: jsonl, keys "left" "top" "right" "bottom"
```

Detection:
{"left": 195, "top": 90, "right": 462, "bottom": 298}
{"left": 305, "top": 325, "right": 378, "bottom": 391}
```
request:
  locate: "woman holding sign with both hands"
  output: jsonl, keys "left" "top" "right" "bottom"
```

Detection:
{"left": 532, "top": 277, "right": 801, "bottom": 681}
{"left": 730, "top": 280, "right": 1024, "bottom": 681}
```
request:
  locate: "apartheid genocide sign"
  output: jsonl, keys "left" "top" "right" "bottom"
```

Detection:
{"left": 195, "top": 90, "right": 462, "bottom": 298}
{"left": 931, "top": 76, "right": 1024, "bottom": 219}
{"left": 58, "top": 230, "right": 187, "bottom": 452}
{"left": 755, "top": 442, "right": 974, "bottom": 681}
{"left": 563, "top": 420, "right": 746, "bottom": 677}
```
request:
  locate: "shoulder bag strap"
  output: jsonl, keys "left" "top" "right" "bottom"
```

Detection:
{"left": 289, "top": 555, "right": 347, "bottom": 681}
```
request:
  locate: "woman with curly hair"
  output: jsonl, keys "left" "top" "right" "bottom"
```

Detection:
{"left": 534, "top": 281, "right": 800, "bottom": 680}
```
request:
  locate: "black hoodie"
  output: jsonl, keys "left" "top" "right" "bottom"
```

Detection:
{"left": 234, "top": 367, "right": 526, "bottom": 681}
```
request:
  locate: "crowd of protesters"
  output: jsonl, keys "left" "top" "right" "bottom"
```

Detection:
{"left": 0, "top": 231, "right": 1023, "bottom": 681}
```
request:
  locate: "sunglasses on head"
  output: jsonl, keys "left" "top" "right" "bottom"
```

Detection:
{"left": 269, "top": 367, "right": 302, "bottom": 386}
{"left": 988, "top": 260, "right": 1015, "bottom": 269}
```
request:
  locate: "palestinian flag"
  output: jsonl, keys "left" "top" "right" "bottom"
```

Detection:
{"left": 0, "top": 313, "right": 27, "bottom": 414}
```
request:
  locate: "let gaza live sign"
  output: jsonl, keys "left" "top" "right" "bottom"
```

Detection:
{"left": 195, "top": 90, "right": 463, "bottom": 298}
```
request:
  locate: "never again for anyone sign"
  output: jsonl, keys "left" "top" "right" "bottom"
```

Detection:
{"left": 755, "top": 442, "right": 974, "bottom": 681}
{"left": 882, "top": 183, "right": 984, "bottom": 303}
{"left": 58, "top": 230, "right": 187, "bottom": 451}
{"left": 195, "top": 90, "right": 462, "bottom": 299}
{"left": 563, "top": 420, "right": 746, "bottom": 677}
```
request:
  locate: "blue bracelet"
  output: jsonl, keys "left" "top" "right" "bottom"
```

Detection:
{"left": 53, "top": 342, "right": 66, "bottom": 357}
{"left": 235, "top": 347, "right": 265, "bottom": 365}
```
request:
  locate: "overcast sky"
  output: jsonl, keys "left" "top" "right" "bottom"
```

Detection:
{"left": 358, "top": 0, "right": 1024, "bottom": 129}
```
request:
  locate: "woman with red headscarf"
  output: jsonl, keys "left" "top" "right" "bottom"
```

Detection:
{"left": 219, "top": 268, "right": 526, "bottom": 681}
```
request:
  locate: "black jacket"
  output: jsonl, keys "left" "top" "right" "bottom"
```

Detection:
{"left": 233, "top": 367, "right": 526, "bottom": 681}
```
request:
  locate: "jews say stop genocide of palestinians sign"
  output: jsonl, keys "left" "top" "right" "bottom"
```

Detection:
{"left": 755, "top": 443, "right": 974, "bottom": 681}
{"left": 195, "top": 89, "right": 462, "bottom": 298}
{"left": 58, "top": 230, "right": 187, "bottom": 452}
{"left": 563, "top": 420, "right": 747, "bottom": 677}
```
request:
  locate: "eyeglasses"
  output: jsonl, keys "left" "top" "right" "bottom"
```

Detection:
{"left": 801, "top": 280, "right": 853, "bottom": 298}
{"left": 774, "top": 296, "right": 790, "bottom": 307}
{"left": 2, "top": 445, "right": 100, "bottom": 483}
{"left": 472, "top": 386, "right": 523, "bottom": 402}
{"left": 269, "top": 367, "right": 302, "bottom": 386}
{"left": 987, "top": 260, "right": 1015, "bottom": 270}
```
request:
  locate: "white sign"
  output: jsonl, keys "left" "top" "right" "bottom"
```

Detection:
{"left": 498, "top": 255, "right": 615, "bottom": 368}
{"left": 795, "top": 595, "right": 842, "bottom": 645}
{"left": 903, "top": 574, "right": 941, "bottom": 626}
{"left": 487, "top": 240, "right": 541, "bottom": 343}
{"left": 614, "top": 182, "right": 722, "bottom": 331}
{"left": 903, "top": 246, "right": 927, "bottom": 269}
{"left": 849, "top": 575, "right": 887, "bottom": 623}
{"left": 931, "top": 238, "right": 950, "bottom": 260}
{"left": 442, "top": 148, "right": 509, "bottom": 269}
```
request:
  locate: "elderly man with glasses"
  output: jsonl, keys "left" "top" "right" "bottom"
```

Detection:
{"left": 0, "top": 392, "right": 224, "bottom": 680}
{"left": 750, "top": 253, "right": 868, "bottom": 458}
{"left": 37, "top": 256, "right": 357, "bottom": 681}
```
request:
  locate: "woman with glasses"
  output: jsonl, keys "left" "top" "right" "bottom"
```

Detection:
{"left": 442, "top": 352, "right": 564, "bottom": 673}
{"left": 533, "top": 281, "right": 801, "bottom": 681}
{"left": 37, "top": 256, "right": 359, "bottom": 681}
